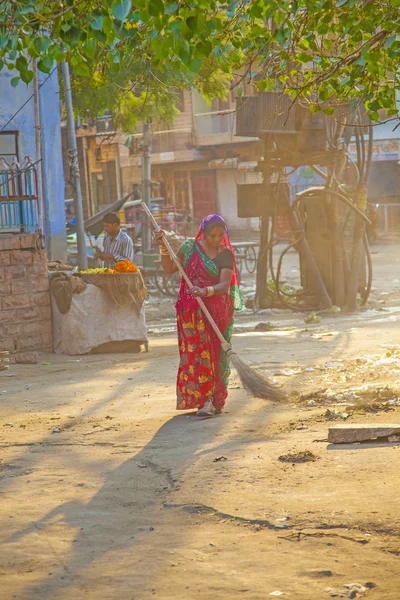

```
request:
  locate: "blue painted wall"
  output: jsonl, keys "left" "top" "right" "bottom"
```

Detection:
{"left": 0, "top": 67, "right": 66, "bottom": 260}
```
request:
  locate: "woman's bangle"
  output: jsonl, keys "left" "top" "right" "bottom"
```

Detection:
{"left": 159, "top": 246, "right": 170, "bottom": 256}
{"left": 206, "top": 286, "right": 214, "bottom": 297}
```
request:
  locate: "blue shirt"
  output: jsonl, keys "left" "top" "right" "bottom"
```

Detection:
{"left": 103, "top": 230, "right": 135, "bottom": 268}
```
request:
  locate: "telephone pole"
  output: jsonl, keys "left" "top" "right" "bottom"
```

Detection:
{"left": 61, "top": 60, "right": 87, "bottom": 269}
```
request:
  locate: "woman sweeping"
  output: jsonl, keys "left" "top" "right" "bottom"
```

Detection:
{"left": 155, "top": 214, "right": 242, "bottom": 417}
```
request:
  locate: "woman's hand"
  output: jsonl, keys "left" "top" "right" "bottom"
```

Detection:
{"left": 154, "top": 229, "right": 167, "bottom": 248}
{"left": 190, "top": 286, "right": 207, "bottom": 298}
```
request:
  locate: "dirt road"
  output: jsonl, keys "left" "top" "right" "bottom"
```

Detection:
{"left": 1, "top": 240, "right": 400, "bottom": 600}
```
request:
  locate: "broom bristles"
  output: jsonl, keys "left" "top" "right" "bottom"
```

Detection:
{"left": 228, "top": 351, "right": 288, "bottom": 402}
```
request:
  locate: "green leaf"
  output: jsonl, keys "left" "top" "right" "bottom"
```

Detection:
{"left": 310, "top": 104, "right": 320, "bottom": 114}
{"left": 189, "top": 57, "right": 202, "bottom": 73}
{"left": 384, "top": 34, "right": 396, "bottom": 49}
{"left": 368, "top": 111, "right": 379, "bottom": 122}
{"left": 165, "top": 2, "right": 179, "bottom": 14}
{"left": 11, "top": 76, "right": 21, "bottom": 88}
{"left": 102, "top": 16, "right": 114, "bottom": 35}
{"left": 9, "top": 32, "right": 19, "bottom": 50}
{"left": 34, "top": 36, "right": 50, "bottom": 53}
{"left": 196, "top": 40, "right": 212, "bottom": 56}
{"left": 296, "top": 52, "right": 310, "bottom": 63}
{"left": 148, "top": 0, "right": 164, "bottom": 17}
{"left": 84, "top": 38, "right": 96, "bottom": 59}
{"left": 20, "top": 69, "right": 34, "bottom": 84}
{"left": 112, "top": 0, "right": 132, "bottom": 21}
{"left": 37, "top": 56, "right": 53, "bottom": 73}
{"left": 186, "top": 16, "right": 198, "bottom": 32}
{"left": 91, "top": 15, "right": 103, "bottom": 31}
{"left": 73, "top": 62, "right": 90, "bottom": 76}
{"left": 322, "top": 106, "right": 335, "bottom": 115}
{"left": 64, "top": 25, "right": 81, "bottom": 43}
{"left": 0, "top": 35, "right": 8, "bottom": 50}
{"left": 16, "top": 55, "right": 28, "bottom": 71}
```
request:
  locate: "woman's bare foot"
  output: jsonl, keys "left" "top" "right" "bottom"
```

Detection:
{"left": 197, "top": 399, "right": 215, "bottom": 417}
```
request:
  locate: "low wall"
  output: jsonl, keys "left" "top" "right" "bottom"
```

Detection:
{"left": 0, "top": 233, "right": 52, "bottom": 359}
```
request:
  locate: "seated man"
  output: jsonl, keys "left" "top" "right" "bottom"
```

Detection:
{"left": 97, "top": 212, "right": 135, "bottom": 268}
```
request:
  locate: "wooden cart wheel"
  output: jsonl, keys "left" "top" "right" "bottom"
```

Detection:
{"left": 236, "top": 247, "right": 243, "bottom": 274}
{"left": 244, "top": 245, "right": 257, "bottom": 274}
{"left": 164, "top": 271, "right": 181, "bottom": 297}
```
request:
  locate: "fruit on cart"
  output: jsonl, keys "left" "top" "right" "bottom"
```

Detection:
{"left": 113, "top": 260, "right": 139, "bottom": 273}
{"left": 79, "top": 260, "right": 139, "bottom": 275}
{"left": 79, "top": 268, "right": 112, "bottom": 274}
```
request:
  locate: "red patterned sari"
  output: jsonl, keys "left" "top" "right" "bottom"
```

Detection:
{"left": 175, "top": 235, "right": 242, "bottom": 411}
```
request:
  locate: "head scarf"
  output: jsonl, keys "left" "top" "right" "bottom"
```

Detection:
{"left": 196, "top": 214, "right": 242, "bottom": 310}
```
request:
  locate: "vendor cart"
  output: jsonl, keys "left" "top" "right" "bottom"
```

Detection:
{"left": 50, "top": 270, "right": 148, "bottom": 355}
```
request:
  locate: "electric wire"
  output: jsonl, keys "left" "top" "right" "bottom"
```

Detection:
{"left": 1, "top": 66, "right": 58, "bottom": 133}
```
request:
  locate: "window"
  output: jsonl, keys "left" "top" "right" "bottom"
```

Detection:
{"left": 0, "top": 131, "right": 18, "bottom": 161}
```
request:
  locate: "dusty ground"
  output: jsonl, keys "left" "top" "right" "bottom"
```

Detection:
{"left": 1, "top": 239, "right": 400, "bottom": 600}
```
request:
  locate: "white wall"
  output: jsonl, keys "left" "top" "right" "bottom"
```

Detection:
{"left": 215, "top": 169, "right": 260, "bottom": 231}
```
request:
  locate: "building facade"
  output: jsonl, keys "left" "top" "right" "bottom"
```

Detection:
{"left": 71, "top": 89, "right": 263, "bottom": 234}
{"left": 0, "top": 68, "right": 66, "bottom": 357}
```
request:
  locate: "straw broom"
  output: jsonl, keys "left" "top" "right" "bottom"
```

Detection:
{"left": 141, "top": 202, "right": 287, "bottom": 402}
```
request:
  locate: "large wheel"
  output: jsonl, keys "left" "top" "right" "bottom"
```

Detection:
{"left": 244, "top": 245, "right": 257, "bottom": 274}
{"left": 153, "top": 266, "right": 167, "bottom": 295}
{"left": 235, "top": 248, "right": 243, "bottom": 274}
{"left": 164, "top": 271, "right": 181, "bottom": 297}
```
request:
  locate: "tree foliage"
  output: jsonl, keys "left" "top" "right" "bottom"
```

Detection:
{"left": 1, "top": 0, "right": 400, "bottom": 122}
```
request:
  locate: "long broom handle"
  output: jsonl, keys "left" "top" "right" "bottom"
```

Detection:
{"left": 141, "top": 202, "right": 232, "bottom": 353}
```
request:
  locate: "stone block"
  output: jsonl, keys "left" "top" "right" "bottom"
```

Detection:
{"left": 19, "top": 234, "right": 37, "bottom": 250}
{"left": 0, "top": 309, "right": 16, "bottom": 324}
{"left": 27, "top": 263, "right": 48, "bottom": 277}
{"left": 0, "top": 283, "right": 11, "bottom": 296}
{"left": 29, "top": 291, "right": 51, "bottom": 307}
{"left": 0, "top": 236, "right": 21, "bottom": 251}
{"left": 5, "top": 265, "right": 26, "bottom": 281}
{"left": 41, "top": 333, "right": 53, "bottom": 349}
{"left": 16, "top": 334, "right": 42, "bottom": 350}
{"left": 10, "top": 249, "right": 34, "bottom": 265}
{"left": 36, "top": 277, "right": 50, "bottom": 292}
{"left": 0, "top": 338, "right": 15, "bottom": 352}
{"left": 15, "top": 351, "right": 39, "bottom": 364}
{"left": 22, "top": 321, "right": 45, "bottom": 336}
{"left": 40, "top": 306, "right": 52, "bottom": 321}
{"left": 16, "top": 306, "right": 41, "bottom": 321}
{"left": 3, "top": 322, "right": 24, "bottom": 337}
{"left": 0, "top": 268, "right": 4, "bottom": 282}
{"left": 2, "top": 294, "right": 30, "bottom": 310}
{"left": 0, "top": 252, "right": 11, "bottom": 267}
{"left": 11, "top": 280, "right": 36, "bottom": 295}
{"left": 32, "top": 251, "right": 47, "bottom": 264}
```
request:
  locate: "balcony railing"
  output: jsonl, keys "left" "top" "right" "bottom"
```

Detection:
{"left": 236, "top": 93, "right": 301, "bottom": 137}
{"left": 151, "top": 129, "right": 194, "bottom": 153}
{"left": 0, "top": 157, "right": 38, "bottom": 233}
{"left": 194, "top": 110, "right": 236, "bottom": 137}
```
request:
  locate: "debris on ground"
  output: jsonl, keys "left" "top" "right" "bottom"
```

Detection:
{"left": 304, "top": 312, "right": 320, "bottom": 324}
{"left": 278, "top": 450, "right": 318, "bottom": 463}
{"left": 295, "top": 385, "right": 399, "bottom": 415}
{"left": 254, "top": 322, "right": 274, "bottom": 332}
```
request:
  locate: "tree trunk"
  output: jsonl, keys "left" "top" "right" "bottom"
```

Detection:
{"left": 346, "top": 185, "right": 368, "bottom": 311}
{"left": 255, "top": 215, "right": 270, "bottom": 308}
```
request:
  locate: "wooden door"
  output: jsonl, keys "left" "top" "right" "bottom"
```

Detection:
{"left": 191, "top": 171, "right": 216, "bottom": 219}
